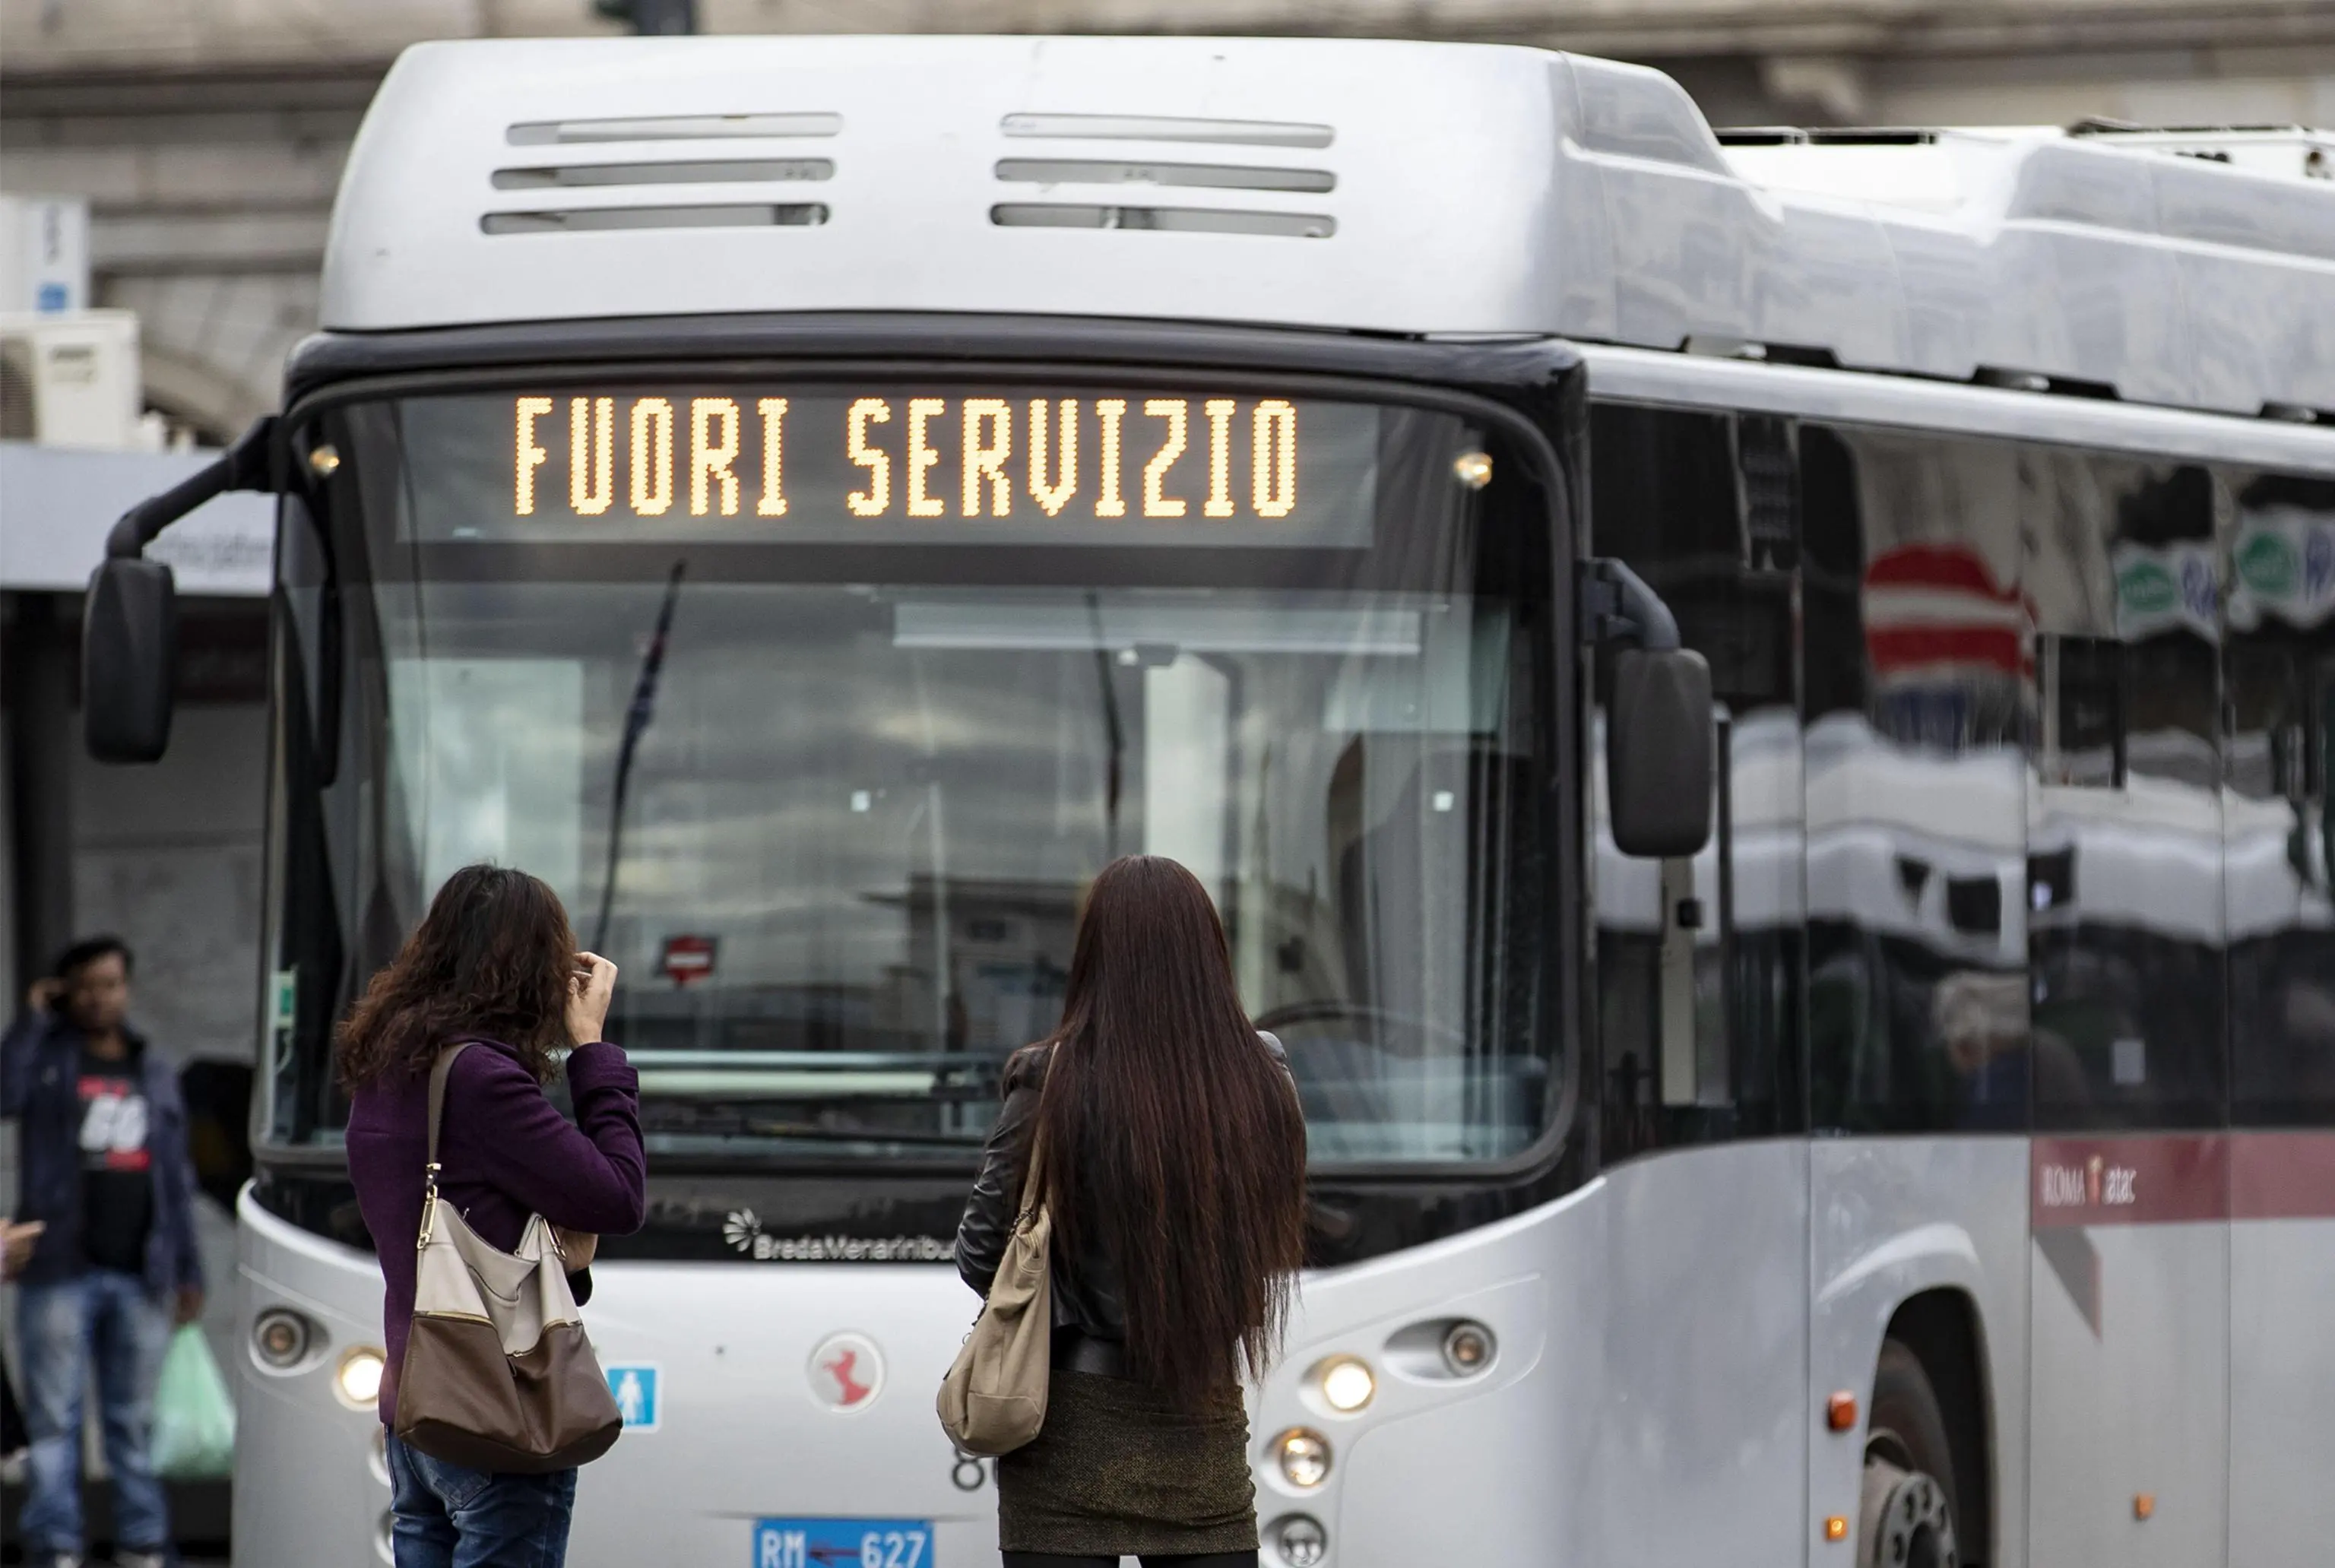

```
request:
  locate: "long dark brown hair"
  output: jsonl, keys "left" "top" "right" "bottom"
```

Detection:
{"left": 336, "top": 864, "right": 578, "bottom": 1089}
{"left": 1030, "top": 854, "right": 1307, "bottom": 1407}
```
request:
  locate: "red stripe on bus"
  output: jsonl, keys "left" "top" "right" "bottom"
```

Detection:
{"left": 2230, "top": 1131, "right": 2335, "bottom": 1222}
{"left": 2031, "top": 1132, "right": 2335, "bottom": 1227}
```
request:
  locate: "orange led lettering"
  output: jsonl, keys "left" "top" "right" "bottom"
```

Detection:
{"left": 1253, "top": 399, "right": 1297, "bottom": 518}
{"left": 569, "top": 397, "right": 613, "bottom": 515}
{"left": 962, "top": 398, "right": 1012, "bottom": 518}
{"left": 1202, "top": 399, "right": 1237, "bottom": 518}
{"left": 690, "top": 398, "right": 741, "bottom": 518}
{"left": 906, "top": 398, "right": 946, "bottom": 518}
{"left": 1095, "top": 399, "right": 1127, "bottom": 518}
{"left": 1028, "top": 398, "right": 1078, "bottom": 517}
{"left": 515, "top": 397, "right": 553, "bottom": 515}
{"left": 629, "top": 398, "right": 674, "bottom": 516}
{"left": 847, "top": 398, "right": 892, "bottom": 516}
{"left": 1142, "top": 398, "right": 1189, "bottom": 518}
{"left": 756, "top": 398, "right": 788, "bottom": 517}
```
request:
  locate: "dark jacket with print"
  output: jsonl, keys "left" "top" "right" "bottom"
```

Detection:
{"left": 1, "top": 1009, "right": 204, "bottom": 1296}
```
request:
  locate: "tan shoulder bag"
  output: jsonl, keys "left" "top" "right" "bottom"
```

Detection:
{"left": 393, "top": 1043, "right": 624, "bottom": 1473}
{"left": 937, "top": 1133, "right": 1053, "bottom": 1456}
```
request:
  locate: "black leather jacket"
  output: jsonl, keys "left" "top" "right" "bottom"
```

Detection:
{"left": 953, "top": 1031, "right": 1291, "bottom": 1342}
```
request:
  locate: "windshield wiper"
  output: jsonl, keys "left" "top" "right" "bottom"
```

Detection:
{"left": 591, "top": 560, "right": 686, "bottom": 952}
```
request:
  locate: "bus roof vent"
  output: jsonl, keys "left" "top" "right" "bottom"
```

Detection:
{"left": 489, "top": 113, "right": 841, "bottom": 235}
{"left": 481, "top": 203, "right": 828, "bottom": 236}
{"left": 996, "top": 158, "right": 1333, "bottom": 195}
{"left": 507, "top": 112, "right": 843, "bottom": 144}
{"left": 992, "top": 116, "right": 1338, "bottom": 236}
{"left": 990, "top": 204, "right": 1332, "bottom": 238}
{"left": 1001, "top": 112, "right": 1332, "bottom": 149}
{"left": 491, "top": 159, "right": 834, "bottom": 190}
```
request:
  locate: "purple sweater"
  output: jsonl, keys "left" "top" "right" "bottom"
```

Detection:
{"left": 346, "top": 1038, "right": 645, "bottom": 1427}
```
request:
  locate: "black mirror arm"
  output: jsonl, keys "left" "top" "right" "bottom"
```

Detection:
{"left": 1579, "top": 557, "right": 1681, "bottom": 653}
{"left": 103, "top": 415, "right": 277, "bottom": 559}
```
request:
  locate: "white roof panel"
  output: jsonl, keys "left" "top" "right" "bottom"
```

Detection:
{"left": 322, "top": 35, "right": 2335, "bottom": 420}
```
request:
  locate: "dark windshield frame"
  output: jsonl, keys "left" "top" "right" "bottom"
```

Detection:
{"left": 258, "top": 318, "right": 1587, "bottom": 1188}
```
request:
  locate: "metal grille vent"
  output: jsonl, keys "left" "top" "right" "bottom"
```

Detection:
{"left": 990, "top": 204, "right": 1332, "bottom": 238}
{"left": 996, "top": 158, "right": 1332, "bottom": 194}
{"left": 492, "top": 159, "right": 833, "bottom": 190}
{"left": 507, "top": 112, "right": 843, "bottom": 144}
{"left": 993, "top": 115, "right": 1335, "bottom": 238}
{"left": 1002, "top": 112, "right": 1331, "bottom": 148}
{"left": 481, "top": 204, "right": 825, "bottom": 235}
{"left": 487, "top": 113, "right": 841, "bottom": 236}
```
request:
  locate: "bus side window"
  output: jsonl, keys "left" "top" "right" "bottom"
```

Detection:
{"left": 1589, "top": 404, "right": 1802, "bottom": 1158}
{"left": 1800, "top": 425, "right": 2031, "bottom": 1134}
{"left": 2029, "top": 457, "right": 2225, "bottom": 1131}
{"left": 2220, "top": 467, "right": 2335, "bottom": 1131}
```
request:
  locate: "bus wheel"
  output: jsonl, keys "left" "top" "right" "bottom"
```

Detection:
{"left": 1859, "top": 1338, "right": 1961, "bottom": 1568}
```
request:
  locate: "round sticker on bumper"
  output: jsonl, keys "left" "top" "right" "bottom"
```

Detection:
{"left": 808, "top": 1332, "right": 884, "bottom": 1413}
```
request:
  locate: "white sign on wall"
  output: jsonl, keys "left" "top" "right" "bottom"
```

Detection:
{"left": 0, "top": 195, "right": 91, "bottom": 314}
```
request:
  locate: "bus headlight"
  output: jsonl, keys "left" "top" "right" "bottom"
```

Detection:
{"left": 1316, "top": 1356, "right": 1375, "bottom": 1414}
{"left": 252, "top": 1307, "right": 315, "bottom": 1369}
{"left": 336, "top": 1347, "right": 387, "bottom": 1409}
{"left": 1274, "top": 1427, "right": 1331, "bottom": 1488}
{"left": 1269, "top": 1514, "right": 1328, "bottom": 1566}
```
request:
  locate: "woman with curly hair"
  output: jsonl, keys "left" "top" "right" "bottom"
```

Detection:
{"left": 341, "top": 864, "right": 645, "bottom": 1568}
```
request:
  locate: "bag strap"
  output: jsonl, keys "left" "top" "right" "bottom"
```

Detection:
{"left": 417, "top": 1042, "right": 474, "bottom": 1250}
{"left": 1016, "top": 1125, "right": 1049, "bottom": 1227}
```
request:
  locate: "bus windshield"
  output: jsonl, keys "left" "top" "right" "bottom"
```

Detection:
{"left": 266, "top": 376, "right": 1560, "bottom": 1165}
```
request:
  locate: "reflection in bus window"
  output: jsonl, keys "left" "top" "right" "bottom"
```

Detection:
{"left": 2029, "top": 458, "right": 2224, "bottom": 1131}
{"left": 2223, "top": 469, "right": 2335, "bottom": 1129}
{"left": 1590, "top": 404, "right": 1803, "bottom": 1157}
{"left": 1800, "top": 425, "right": 2030, "bottom": 1133}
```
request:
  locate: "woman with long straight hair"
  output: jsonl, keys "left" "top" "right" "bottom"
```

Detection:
{"left": 340, "top": 864, "right": 645, "bottom": 1568}
{"left": 956, "top": 854, "right": 1308, "bottom": 1568}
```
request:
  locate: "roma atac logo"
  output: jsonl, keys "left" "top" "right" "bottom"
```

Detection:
{"left": 2039, "top": 1155, "right": 2137, "bottom": 1209}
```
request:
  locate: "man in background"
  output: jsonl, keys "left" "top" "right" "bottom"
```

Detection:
{"left": 2, "top": 936, "right": 206, "bottom": 1568}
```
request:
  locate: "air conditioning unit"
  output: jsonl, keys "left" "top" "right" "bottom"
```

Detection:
{"left": 0, "top": 309, "right": 142, "bottom": 449}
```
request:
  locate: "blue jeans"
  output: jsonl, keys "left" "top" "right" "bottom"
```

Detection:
{"left": 385, "top": 1433, "right": 578, "bottom": 1568}
{"left": 17, "top": 1269, "right": 174, "bottom": 1555}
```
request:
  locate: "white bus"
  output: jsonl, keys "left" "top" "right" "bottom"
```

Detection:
{"left": 80, "top": 34, "right": 2335, "bottom": 1568}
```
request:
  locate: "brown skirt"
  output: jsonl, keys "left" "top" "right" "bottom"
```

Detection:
{"left": 996, "top": 1370, "right": 1258, "bottom": 1557}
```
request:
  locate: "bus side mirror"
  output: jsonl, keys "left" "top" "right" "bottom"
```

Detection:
{"left": 1608, "top": 647, "right": 1713, "bottom": 858}
{"left": 79, "top": 413, "right": 280, "bottom": 765}
{"left": 84, "top": 556, "right": 179, "bottom": 763}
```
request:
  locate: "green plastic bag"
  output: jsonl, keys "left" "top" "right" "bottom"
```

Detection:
{"left": 152, "top": 1324, "right": 236, "bottom": 1481}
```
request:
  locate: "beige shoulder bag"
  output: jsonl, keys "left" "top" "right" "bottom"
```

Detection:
{"left": 393, "top": 1043, "right": 624, "bottom": 1473}
{"left": 937, "top": 1132, "right": 1053, "bottom": 1456}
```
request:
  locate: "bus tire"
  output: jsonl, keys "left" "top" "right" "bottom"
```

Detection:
{"left": 1860, "top": 1338, "right": 1960, "bottom": 1568}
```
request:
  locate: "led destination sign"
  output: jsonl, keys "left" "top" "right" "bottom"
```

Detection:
{"left": 398, "top": 389, "right": 1381, "bottom": 546}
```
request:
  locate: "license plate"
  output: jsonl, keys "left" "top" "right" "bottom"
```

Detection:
{"left": 752, "top": 1518, "right": 933, "bottom": 1568}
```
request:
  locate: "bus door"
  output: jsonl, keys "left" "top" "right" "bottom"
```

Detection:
{"left": 2026, "top": 457, "right": 2228, "bottom": 1567}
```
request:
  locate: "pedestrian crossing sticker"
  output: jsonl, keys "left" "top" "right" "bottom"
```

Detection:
{"left": 607, "top": 1364, "right": 660, "bottom": 1432}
